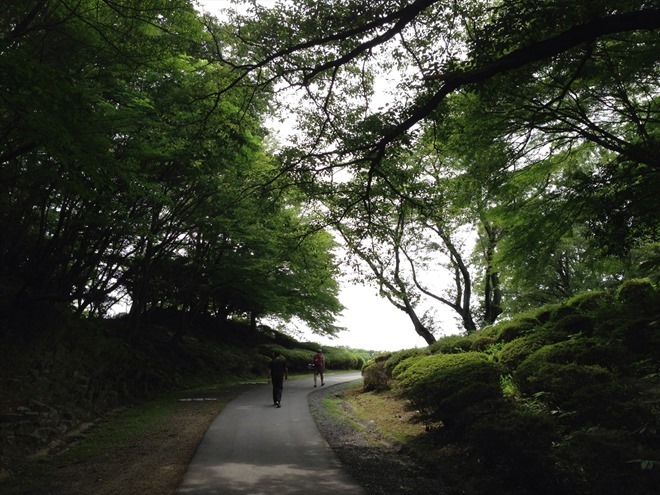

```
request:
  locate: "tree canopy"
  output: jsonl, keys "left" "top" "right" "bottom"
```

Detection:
{"left": 219, "top": 0, "right": 659, "bottom": 341}
{"left": 1, "top": 0, "right": 657, "bottom": 347}
{"left": 0, "top": 0, "right": 343, "bottom": 340}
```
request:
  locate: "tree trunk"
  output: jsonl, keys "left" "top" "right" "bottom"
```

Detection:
{"left": 482, "top": 223, "right": 503, "bottom": 325}
{"left": 401, "top": 297, "right": 436, "bottom": 345}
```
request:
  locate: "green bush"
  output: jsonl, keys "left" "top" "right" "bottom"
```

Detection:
{"left": 470, "top": 335, "right": 498, "bottom": 352}
{"left": 566, "top": 289, "right": 613, "bottom": 313}
{"left": 324, "top": 347, "right": 360, "bottom": 370}
{"left": 516, "top": 350, "right": 614, "bottom": 396}
{"left": 374, "top": 352, "right": 393, "bottom": 363}
{"left": 384, "top": 348, "right": 427, "bottom": 374}
{"left": 615, "top": 316, "right": 660, "bottom": 355}
{"left": 533, "top": 338, "right": 629, "bottom": 371}
{"left": 467, "top": 406, "right": 557, "bottom": 492}
{"left": 362, "top": 360, "right": 390, "bottom": 391}
{"left": 496, "top": 329, "right": 567, "bottom": 372}
{"left": 287, "top": 348, "right": 319, "bottom": 371}
{"left": 428, "top": 334, "right": 474, "bottom": 354}
{"left": 616, "top": 278, "right": 658, "bottom": 313}
{"left": 531, "top": 303, "right": 563, "bottom": 324}
{"left": 489, "top": 317, "right": 539, "bottom": 342}
{"left": 555, "top": 429, "right": 660, "bottom": 494}
{"left": 390, "top": 355, "right": 421, "bottom": 378}
{"left": 549, "top": 313, "right": 595, "bottom": 336}
{"left": 566, "top": 290, "right": 629, "bottom": 329}
{"left": 515, "top": 357, "right": 615, "bottom": 414}
{"left": 394, "top": 352, "right": 503, "bottom": 430}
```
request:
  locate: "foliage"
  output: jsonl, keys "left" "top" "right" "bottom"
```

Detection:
{"left": 0, "top": 308, "right": 363, "bottom": 473}
{"left": 384, "top": 282, "right": 660, "bottom": 493}
{"left": 555, "top": 429, "right": 660, "bottom": 494}
{"left": 428, "top": 334, "right": 474, "bottom": 354}
{"left": 383, "top": 348, "right": 428, "bottom": 375}
{"left": 484, "top": 315, "right": 540, "bottom": 342}
{"left": 466, "top": 405, "right": 557, "bottom": 493}
{"left": 565, "top": 289, "right": 614, "bottom": 313}
{"left": 324, "top": 347, "right": 366, "bottom": 370}
{"left": 616, "top": 278, "right": 660, "bottom": 314}
{"left": 0, "top": 0, "right": 345, "bottom": 341}
{"left": 362, "top": 360, "right": 390, "bottom": 392}
{"left": 393, "top": 352, "right": 503, "bottom": 430}
{"left": 496, "top": 329, "right": 568, "bottom": 372}
{"left": 224, "top": 0, "right": 659, "bottom": 343}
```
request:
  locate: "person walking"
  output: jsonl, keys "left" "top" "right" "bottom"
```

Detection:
{"left": 313, "top": 349, "right": 325, "bottom": 387}
{"left": 268, "top": 351, "right": 288, "bottom": 408}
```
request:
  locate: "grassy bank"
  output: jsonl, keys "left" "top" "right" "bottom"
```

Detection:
{"left": 0, "top": 381, "right": 253, "bottom": 495}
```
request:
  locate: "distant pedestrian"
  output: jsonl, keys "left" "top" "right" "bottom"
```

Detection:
{"left": 313, "top": 349, "right": 325, "bottom": 387}
{"left": 268, "top": 351, "right": 288, "bottom": 408}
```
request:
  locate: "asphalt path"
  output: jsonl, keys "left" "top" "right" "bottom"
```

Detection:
{"left": 176, "top": 372, "right": 365, "bottom": 495}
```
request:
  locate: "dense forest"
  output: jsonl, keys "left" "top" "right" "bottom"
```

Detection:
{"left": 1, "top": 0, "right": 658, "bottom": 492}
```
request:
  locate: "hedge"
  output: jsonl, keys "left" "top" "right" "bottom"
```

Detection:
{"left": 393, "top": 352, "right": 503, "bottom": 430}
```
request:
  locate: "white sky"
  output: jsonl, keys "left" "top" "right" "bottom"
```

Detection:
{"left": 196, "top": 0, "right": 462, "bottom": 352}
{"left": 303, "top": 284, "right": 431, "bottom": 352}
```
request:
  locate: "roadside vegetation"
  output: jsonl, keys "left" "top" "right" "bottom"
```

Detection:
{"left": 0, "top": 313, "right": 369, "bottom": 489}
{"left": 1, "top": 279, "right": 658, "bottom": 494}
{"left": 2, "top": 2, "right": 658, "bottom": 493}
{"left": 360, "top": 279, "right": 660, "bottom": 494}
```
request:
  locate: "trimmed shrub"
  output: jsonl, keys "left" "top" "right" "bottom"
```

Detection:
{"left": 550, "top": 313, "right": 595, "bottom": 336}
{"left": 555, "top": 429, "right": 660, "bottom": 494}
{"left": 324, "top": 347, "right": 360, "bottom": 370}
{"left": 394, "top": 352, "right": 503, "bottom": 430}
{"left": 467, "top": 406, "right": 557, "bottom": 492}
{"left": 390, "top": 355, "right": 421, "bottom": 378}
{"left": 496, "top": 329, "right": 567, "bottom": 372}
{"left": 428, "top": 334, "right": 474, "bottom": 354}
{"left": 470, "top": 335, "right": 498, "bottom": 352}
{"left": 549, "top": 303, "right": 582, "bottom": 321}
{"left": 566, "top": 289, "right": 613, "bottom": 313}
{"left": 513, "top": 339, "right": 652, "bottom": 428}
{"left": 374, "top": 352, "right": 393, "bottom": 363}
{"left": 531, "top": 303, "right": 563, "bottom": 324}
{"left": 539, "top": 338, "right": 629, "bottom": 370}
{"left": 515, "top": 357, "right": 616, "bottom": 420}
{"left": 615, "top": 316, "right": 660, "bottom": 355}
{"left": 273, "top": 347, "right": 316, "bottom": 372}
{"left": 516, "top": 354, "right": 613, "bottom": 399}
{"left": 616, "top": 278, "right": 659, "bottom": 314}
{"left": 362, "top": 360, "right": 390, "bottom": 391}
{"left": 384, "top": 347, "right": 427, "bottom": 375}
{"left": 490, "top": 317, "right": 539, "bottom": 343}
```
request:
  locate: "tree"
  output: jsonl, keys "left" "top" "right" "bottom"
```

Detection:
{"left": 221, "top": 0, "right": 658, "bottom": 336}
{"left": 0, "top": 1, "right": 344, "bottom": 341}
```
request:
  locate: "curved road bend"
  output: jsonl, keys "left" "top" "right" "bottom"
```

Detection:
{"left": 176, "top": 372, "right": 365, "bottom": 495}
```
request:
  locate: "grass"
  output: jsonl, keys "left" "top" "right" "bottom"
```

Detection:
{"left": 327, "top": 381, "right": 426, "bottom": 445}
{"left": 57, "top": 399, "right": 175, "bottom": 461}
{"left": 0, "top": 381, "right": 252, "bottom": 495}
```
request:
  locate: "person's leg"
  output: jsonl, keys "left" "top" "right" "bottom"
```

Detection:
{"left": 320, "top": 370, "right": 324, "bottom": 385}
{"left": 274, "top": 378, "right": 284, "bottom": 406}
{"left": 313, "top": 369, "right": 318, "bottom": 387}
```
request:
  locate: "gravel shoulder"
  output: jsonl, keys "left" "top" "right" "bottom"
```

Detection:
{"left": 308, "top": 380, "right": 447, "bottom": 495}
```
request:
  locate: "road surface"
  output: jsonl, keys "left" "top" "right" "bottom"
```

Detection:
{"left": 177, "top": 372, "right": 365, "bottom": 495}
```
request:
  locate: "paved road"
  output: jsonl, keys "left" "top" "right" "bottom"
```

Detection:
{"left": 176, "top": 372, "right": 365, "bottom": 495}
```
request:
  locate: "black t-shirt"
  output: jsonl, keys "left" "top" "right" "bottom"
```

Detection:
{"left": 269, "top": 358, "right": 287, "bottom": 380}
